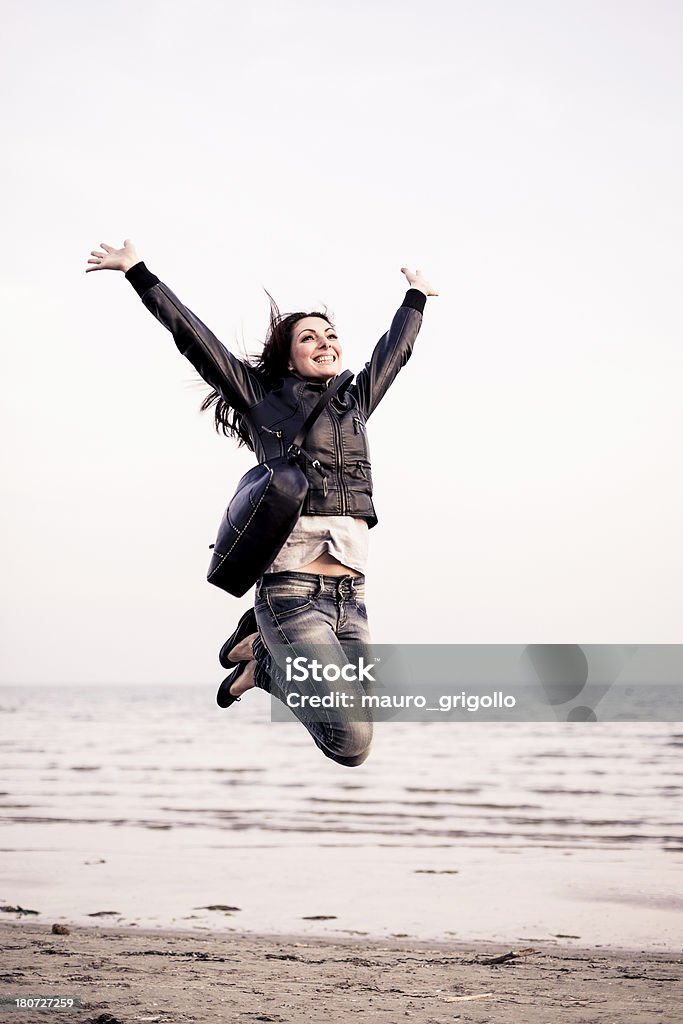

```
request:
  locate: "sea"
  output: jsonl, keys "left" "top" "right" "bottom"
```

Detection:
{"left": 1, "top": 685, "right": 681, "bottom": 951}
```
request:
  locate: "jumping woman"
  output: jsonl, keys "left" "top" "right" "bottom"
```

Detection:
{"left": 86, "top": 239, "right": 437, "bottom": 766}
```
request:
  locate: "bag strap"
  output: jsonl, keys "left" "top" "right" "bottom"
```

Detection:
{"left": 288, "top": 370, "right": 354, "bottom": 461}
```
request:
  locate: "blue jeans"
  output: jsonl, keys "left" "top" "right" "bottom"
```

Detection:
{"left": 252, "top": 571, "right": 374, "bottom": 767}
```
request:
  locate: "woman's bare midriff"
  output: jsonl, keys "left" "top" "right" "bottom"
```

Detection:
{"left": 294, "top": 552, "right": 361, "bottom": 577}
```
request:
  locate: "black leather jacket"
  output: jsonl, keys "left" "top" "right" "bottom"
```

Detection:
{"left": 126, "top": 262, "right": 427, "bottom": 528}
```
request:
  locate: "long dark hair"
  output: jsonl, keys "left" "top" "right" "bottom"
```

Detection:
{"left": 196, "top": 291, "right": 334, "bottom": 450}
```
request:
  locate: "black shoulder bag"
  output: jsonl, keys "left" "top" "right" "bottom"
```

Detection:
{"left": 207, "top": 370, "right": 353, "bottom": 597}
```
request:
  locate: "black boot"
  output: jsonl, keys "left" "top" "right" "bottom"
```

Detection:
{"left": 218, "top": 608, "right": 257, "bottom": 669}
{"left": 216, "top": 608, "right": 258, "bottom": 709}
{"left": 216, "top": 664, "right": 245, "bottom": 708}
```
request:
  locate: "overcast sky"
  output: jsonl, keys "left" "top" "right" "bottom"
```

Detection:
{"left": 2, "top": 0, "right": 682, "bottom": 685}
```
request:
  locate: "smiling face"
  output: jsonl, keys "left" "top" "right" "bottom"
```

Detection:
{"left": 288, "top": 316, "right": 342, "bottom": 381}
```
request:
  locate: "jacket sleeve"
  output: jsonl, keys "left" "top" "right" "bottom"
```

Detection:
{"left": 348, "top": 288, "right": 426, "bottom": 420}
{"left": 125, "top": 262, "right": 266, "bottom": 413}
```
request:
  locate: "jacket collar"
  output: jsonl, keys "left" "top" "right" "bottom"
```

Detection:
{"left": 286, "top": 370, "right": 353, "bottom": 397}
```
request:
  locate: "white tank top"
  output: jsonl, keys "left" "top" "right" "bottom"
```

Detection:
{"left": 266, "top": 515, "right": 369, "bottom": 574}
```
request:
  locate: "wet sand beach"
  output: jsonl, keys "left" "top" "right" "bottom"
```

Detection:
{"left": 2, "top": 919, "right": 682, "bottom": 1024}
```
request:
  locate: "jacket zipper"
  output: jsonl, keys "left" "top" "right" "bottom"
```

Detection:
{"left": 329, "top": 409, "right": 347, "bottom": 513}
{"left": 353, "top": 416, "right": 367, "bottom": 435}
{"left": 260, "top": 425, "right": 284, "bottom": 457}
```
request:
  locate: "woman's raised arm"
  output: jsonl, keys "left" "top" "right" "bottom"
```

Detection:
{"left": 349, "top": 266, "right": 438, "bottom": 420}
{"left": 86, "top": 239, "right": 266, "bottom": 413}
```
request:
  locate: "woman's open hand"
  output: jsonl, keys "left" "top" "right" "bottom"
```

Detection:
{"left": 400, "top": 267, "right": 438, "bottom": 296}
{"left": 85, "top": 239, "right": 139, "bottom": 274}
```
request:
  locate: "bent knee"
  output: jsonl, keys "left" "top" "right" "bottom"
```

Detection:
{"left": 341, "top": 718, "right": 373, "bottom": 757}
{"left": 325, "top": 744, "right": 372, "bottom": 768}
{"left": 326, "top": 719, "right": 373, "bottom": 767}
{"left": 339, "top": 745, "right": 372, "bottom": 767}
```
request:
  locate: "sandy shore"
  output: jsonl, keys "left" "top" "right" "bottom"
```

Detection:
{"left": 1, "top": 920, "right": 681, "bottom": 1024}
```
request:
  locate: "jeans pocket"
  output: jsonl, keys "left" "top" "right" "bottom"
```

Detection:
{"left": 264, "top": 583, "right": 319, "bottom": 623}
